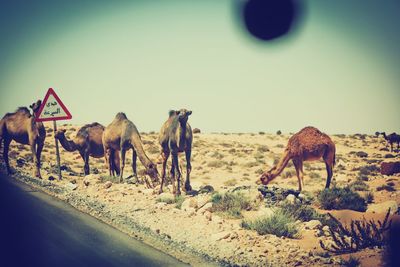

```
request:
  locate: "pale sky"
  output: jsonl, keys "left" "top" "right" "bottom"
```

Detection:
{"left": 1, "top": 0, "right": 399, "bottom": 134}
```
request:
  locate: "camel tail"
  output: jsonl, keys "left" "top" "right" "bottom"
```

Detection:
{"left": 0, "top": 118, "right": 5, "bottom": 151}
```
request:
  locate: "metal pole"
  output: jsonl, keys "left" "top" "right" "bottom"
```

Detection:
{"left": 53, "top": 120, "right": 62, "bottom": 180}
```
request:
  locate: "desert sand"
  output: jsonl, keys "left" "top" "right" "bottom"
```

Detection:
{"left": 2, "top": 124, "right": 400, "bottom": 266}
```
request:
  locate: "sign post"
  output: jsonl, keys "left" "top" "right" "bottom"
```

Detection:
{"left": 35, "top": 88, "right": 72, "bottom": 180}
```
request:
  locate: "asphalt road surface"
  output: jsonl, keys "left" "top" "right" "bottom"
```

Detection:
{"left": 0, "top": 173, "right": 188, "bottom": 267}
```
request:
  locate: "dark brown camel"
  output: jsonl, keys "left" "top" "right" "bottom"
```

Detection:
{"left": 259, "top": 126, "right": 336, "bottom": 191}
{"left": 0, "top": 100, "right": 46, "bottom": 178}
{"left": 158, "top": 109, "right": 193, "bottom": 195}
{"left": 380, "top": 132, "right": 400, "bottom": 152}
{"left": 102, "top": 112, "right": 159, "bottom": 184}
{"left": 55, "top": 123, "right": 120, "bottom": 175}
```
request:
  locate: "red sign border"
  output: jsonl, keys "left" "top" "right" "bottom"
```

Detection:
{"left": 35, "top": 88, "right": 72, "bottom": 122}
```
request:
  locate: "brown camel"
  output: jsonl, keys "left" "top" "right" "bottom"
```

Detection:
{"left": 380, "top": 132, "right": 400, "bottom": 152}
{"left": 259, "top": 126, "right": 336, "bottom": 191}
{"left": 0, "top": 100, "right": 46, "bottom": 178}
{"left": 102, "top": 112, "right": 159, "bottom": 184}
{"left": 55, "top": 122, "right": 120, "bottom": 175}
{"left": 158, "top": 109, "right": 193, "bottom": 195}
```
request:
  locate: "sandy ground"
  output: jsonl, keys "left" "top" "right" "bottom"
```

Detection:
{"left": 2, "top": 124, "right": 400, "bottom": 266}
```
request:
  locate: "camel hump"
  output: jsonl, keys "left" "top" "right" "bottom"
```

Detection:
{"left": 168, "top": 110, "right": 178, "bottom": 117}
{"left": 85, "top": 122, "right": 104, "bottom": 129}
{"left": 115, "top": 112, "right": 128, "bottom": 120}
{"left": 3, "top": 107, "right": 31, "bottom": 119}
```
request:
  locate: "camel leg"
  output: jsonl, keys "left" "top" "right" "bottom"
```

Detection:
{"left": 35, "top": 140, "right": 44, "bottom": 178}
{"left": 170, "top": 152, "right": 179, "bottom": 195}
{"left": 29, "top": 140, "right": 41, "bottom": 178}
{"left": 120, "top": 148, "right": 127, "bottom": 183}
{"left": 390, "top": 142, "right": 393, "bottom": 152}
{"left": 112, "top": 150, "right": 121, "bottom": 176}
{"left": 159, "top": 151, "right": 169, "bottom": 194}
{"left": 184, "top": 148, "right": 192, "bottom": 192}
{"left": 132, "top": 148, "right": 137, "bottom": 178}
{"left": 103, "top": 145, "right": 112, "bottom": 176}
{"left": 293, "top": 159, "right": 303, "bottom": 191}
{"left": 172, "top": 152, "right": 182, "bottom": 196}
{"left": 3, "top": 138, "right": 13, "bottom": 175}
{"left": 83, "top": 149, "right": 90, "bottom": 175}
{"left": 324, "top": 161, "right": 333, "bottom": 189}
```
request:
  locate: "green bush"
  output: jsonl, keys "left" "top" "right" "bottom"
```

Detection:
{"left": 318, "top": 187, "right": 367, "bottom": 212}
{"left": 376, "top": 184, "right": 396, "bottom": 192}
{"left": 211, "top": 192, "right": 252, "bottom": 218}
{"left": 364, "top": 191, "right": 374, "bottom": 204}
{"left": 278, "top": 202, "right": 337, "bottom": 229}
{"left": 157, "top": 194, "right": 185, "bottom": 209}
{"left": 349, "top": 180, "right": 369, "bottom": 191}
{"left": 242, "top": 209, "right": 300, "bottom": 238}
{"left": 340, "top": 256, "right": 360, "bottom": 267}
{"left": 279, "top": 202, "right": 319, "bottom": 222}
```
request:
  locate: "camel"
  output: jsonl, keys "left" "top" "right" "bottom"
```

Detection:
{"left": 259, "top": 126, "right": 336, "bottom": 191}
{"left": 102, "top": 112, "right": 159, "bottom": 184}
{"left": 380, "top": 132, "right": 400, "bottom": 152}
{"left": 55, "top": 123, "right": 120, "bottom": 175}
{"left": 158, "top": 109, "right": 193, "bottom": 195}
{"left": 0, "top": 100, "right": 46, "bottom": 178}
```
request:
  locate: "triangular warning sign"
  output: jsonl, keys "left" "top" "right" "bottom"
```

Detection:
{"left": 35, "top": 88, "right": 72, "bottom": 122}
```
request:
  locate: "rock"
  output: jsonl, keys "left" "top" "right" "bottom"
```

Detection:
{"left": 193, "top": 128, "right": 201, "bottom": 134}
{"left": 211, "top": 231, "right": 230, "bottom": 241}
{"left": 367, "top": 201, "right": 398, "bottom": 215}
{"left": 212, "top": 215, "right": 224, "bottom": 224}
{"left": 204, "top": 210, "right": 212, "bottom": 221}
{"left": 186, "top": 207, "right": 196, "bottom": 216}
{"left": 181, "top": 198, "right": 198, "bottom": 211}
{"left": 142, "top": 188, "right": 154, "bottom": 195}
{"left": 83, "top": 179, "right": 90, "bottom": 186}
{"left": 381, "top": 161, "right": 400, "bottom": 175}
{"left": 157, "top": 192, "right": 175, "bottom": 203}
{"left": 356, "top": 151, "right": 368, "bottom": 158}
{"left": 16, "top": 158, "right": 26, "bottom": 167}
{"left": 155, "top": 202, "right": 167, "bottom": 209}
{"left": 230, "top": 231, "right": 239, "bottom": 240}
{"left": 48, "top": 176, "right": 55, "bottom": 181}
{"left": 196, "top": 195, "right": 211, "bottom": 209}
{"left": 104, "top": 181, "right": 112, "bottom": 189}
{"left": 67, "top": 183, "right": 78, "bottom": 190}
{"left": 384, "top": 154, "right": 395, "bottom": 159}
{"left": 197, "top": 202, "right": 213, "bottom": 214}
{"left": 304, "top": 220, "right": 322, "bottom": 230}
{"left": 286, "top": 194, "right": 296, "bottom": 204}
{"left": 198, "top": 185, "right": 214, "bottom": 194}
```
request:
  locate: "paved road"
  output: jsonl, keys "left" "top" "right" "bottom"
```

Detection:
{"left": 0, "top": 174, "right": 188, "bottom": 267}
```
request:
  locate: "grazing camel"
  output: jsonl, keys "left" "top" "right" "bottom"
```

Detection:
{"left": 259, "top": 126, "right": 335, "bottom": 191}
{"left": 380, "top": 132, "right": 400, "bottom": 152}
{"left": 102, "top": 112, "right": 159, "bottom": 184}
{"left": 55, "top": 123, "right": 120, "bottom": 175}
{"left": 159, "top": 109, "right": 193, "bottom": 195}
{"left": 0, "top": 100, "right": 46, "bottom": 178}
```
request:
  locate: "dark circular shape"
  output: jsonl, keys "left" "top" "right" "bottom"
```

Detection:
{"left": 243, "top": 0, "right": 297, "bottom": 41}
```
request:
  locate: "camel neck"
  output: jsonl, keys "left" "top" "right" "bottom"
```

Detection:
{"left": 130, "top": 133, "right": 152, "bottom": 168}
{"left": 272, "top": 150, "right": 291, "bottom": 177}
{"left": 178, "top": 122, "right": 187, "bottom": 147}
{"left": 58, "top": 135, "right": 77, "bottom": 152}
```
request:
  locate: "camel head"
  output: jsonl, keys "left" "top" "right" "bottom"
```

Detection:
{"left": 29, "top": 100, "right": 42, "bottom": 114}
{"left": 145, "top": 163, "right": 159, "bottom": 183}
{"left": 175, "top": 109, "right": 192, "bottom": 124}
{"left": 54, "top": 129, "right": 67, "bottom": 140}
{"left": 259, "top": 166, "right": 277, "bottom": 185}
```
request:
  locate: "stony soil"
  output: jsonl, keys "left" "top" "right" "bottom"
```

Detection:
{"left": 2, "top": 125, "right": 400, "bottom": 266}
